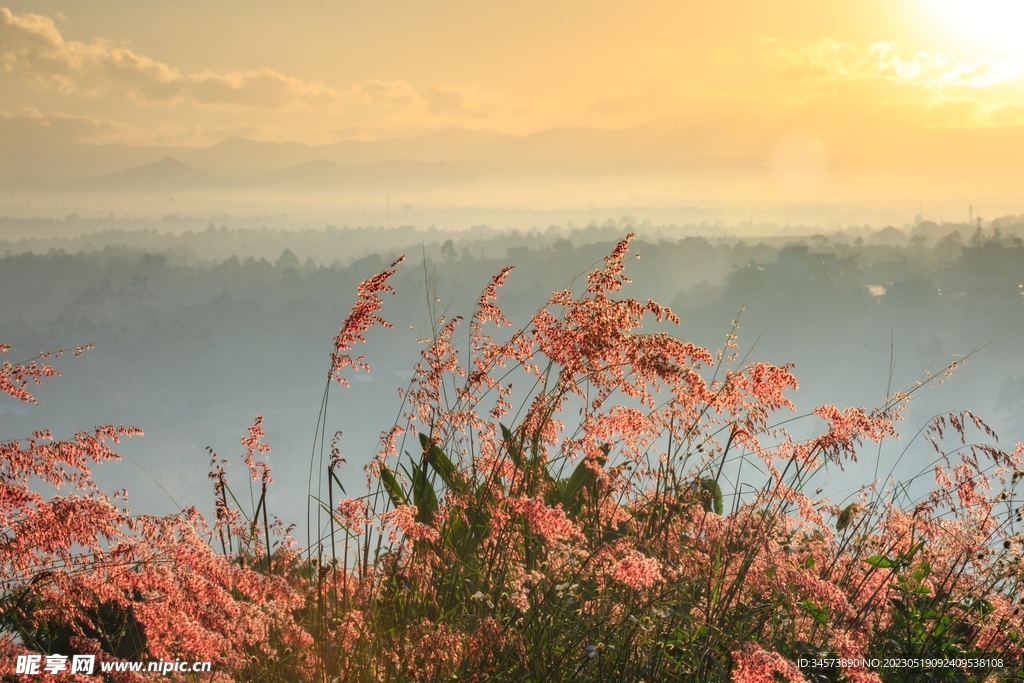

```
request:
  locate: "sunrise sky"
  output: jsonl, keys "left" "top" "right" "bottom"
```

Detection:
{"left": 3, "top": 1, "right": 1024, "bottom": 209}
{"left": 2, "top": 0, "right": 1022, "bottom": 144}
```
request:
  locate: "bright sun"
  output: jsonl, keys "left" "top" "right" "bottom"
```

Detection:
{"left": 930, "top": 0, "right": 1024, "bottom": 54}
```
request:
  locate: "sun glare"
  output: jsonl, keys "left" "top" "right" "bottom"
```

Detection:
{"left": 929, "top": 0, "right": 1024, "bottom": 54}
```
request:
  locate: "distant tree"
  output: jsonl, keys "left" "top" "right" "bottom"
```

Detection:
{"left": 275, "top": 248, "right": 301, "bottom": 270}
{"left": 440, "top": 239, "right": 457, "bottom": 261}
{"left": 937, "top": 230, "right": 963, "bottom": 262}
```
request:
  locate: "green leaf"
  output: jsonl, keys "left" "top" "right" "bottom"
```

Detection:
{"left": 800, "top": 599, "right": 828, "bottom": 626}
{"left": 898, "top": 540, "right": 925, "bottom": 565}
{"left": 444, "top": 497, "right": 491, "bottom": 556}
{"left": 864, "top": 554, "right": 895, "bottom": 569}
{"left": 561, "top": 457, "right": 602, "bottom": 515}
{"left": 836, "top": 503, "right": 857, "bottom": 531}
{"left": 697, "top": 478, "right": 723, "bottom": 515}
{"left": 889, "top": 597, "right": 909, "bottom": 616}
{"left": 974, "top": 599, "right": 994, "bottom": 616}
{"left": 411, "top": 462, "right": 439, "bottom": 524}
{"left": 329, "top": 467, "right": 347, "bottom": 495}
{"left": 501, "top": 423, "right": 523, "bottom": 469}
{"left": 379, "top": 465, "right": 407, "bottom": 507}
{"left": 420, "top": 433, "right": 467, "bottom": 492}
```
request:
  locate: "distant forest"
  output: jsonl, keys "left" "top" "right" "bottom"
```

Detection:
{"left": 3, "top": 218, "right": 1024, "bottom": 523}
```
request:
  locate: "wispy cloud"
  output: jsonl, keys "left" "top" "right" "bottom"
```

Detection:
{"left": 768, "top": 37, "right": 1020, "bottom": 92}
{"left": 588, "top": 80, "right": 685, "bottom": 118}
{"left": 0, "top": 7, "right": 498, "bottom": 132}
{"left": 761, "top": 37, "right": 1024, "bottom": 126}
{"left": 0, "top": 8, "right": 336, "bottom": 108}
{"left": 0, "top": 108, "right": 283, "bottom": 147}
{"left": 0, "top": 107, "right": 126, "bottom": 142}
{"left": 344, "top": 79, "right": 493, "bottom": 120}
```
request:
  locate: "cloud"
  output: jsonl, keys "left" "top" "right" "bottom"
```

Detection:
{"left": 344, "top": 79, "right": 493, "bottom": 120}
{"left": 0, "top": 108, "right": 129, "bottom": 144}
{"left": 762, "top": 38, "right": 1024, "bottom": 127}
{"left": 0, "top": 109, "right": 277, "bottom": 147}
{"left": 0, "top": 9, "right": 499, "bottom": 136}
{"left": 769, "top": 38, "right": 1020, "bottom": 93}
{"left": 980, "top": 102, "right": 1024, "bottom": 126}
{"left": 588, "top": 80, "right": 685, "bottom": 118}
{"left": 424, "top": 84, "right": 490, "bottom": 118}
{"left": 579, "top": 37, "right": 1024, "bottom": 131}
{"left": 0, "top": 8, "right": 336, "bottom": 108}
{"left": 348, "top": 79, "right": 420, "bottom": 108}
{"left": 928, "top": 59, "right": 1019, "bottom": 90}
{"left": 769, "top": 39, "right": 906, "bottom": 82}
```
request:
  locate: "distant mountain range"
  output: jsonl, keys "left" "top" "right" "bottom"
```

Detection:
{"left": 3, "top": 115, "right": 1024, "bottom": 199}
{"left": 51, "top": 156, "right": 485, "bottom": 194}
{"left": 74, "top": 157, "right": 217, "bottom": 192}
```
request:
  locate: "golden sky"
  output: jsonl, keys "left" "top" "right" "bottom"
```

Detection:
{"left": 3, "top": 0, "right": 1024, "bottom": 149}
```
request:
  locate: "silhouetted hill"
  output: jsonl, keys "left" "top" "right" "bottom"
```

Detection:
{"left": 4, "top": 115, "right": 1024, "bottom": 177}
{"left": 5, "top": 115, "right": 1024, "bottom": 200}
{"left": 260, "top": 158, "right": 477, "bottom": 189}
{"left": 179, "top": 138, "right": 324, "bottom": 171}
{"left": 76, "top": 157, "right": 216, "bottom": 193}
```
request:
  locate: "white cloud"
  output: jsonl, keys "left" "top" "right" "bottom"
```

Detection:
{"left": 928, "top": 58, "right": 1019, "bottom": 90}
{"left": 762, "top": 38, "right": 1024, "bottom": 127}
{"left": 0, "top": 109, "right": 279, "bottom": 147}
{"left": 0, "top": 108, "right": 129, "bottom": 143}
{"left": 343, "top": 79, "right": 492, "bottom": 120}
{"left": 0, "top": 8, "right": 497, "bottom": 129}
{"left": 347, "top": 79, "right": 421, "bottom": 108}
{"left": 424, "top": 83, "right": 490, "bottom": 118}
{"left": 588, "top": 80, "right": 684, "bottom": 118}
{"left": 0, "top": 8, "right": 336, "bottom": 108}
{"left": 770, "top": 38, "right": 1020, "bottom": 92}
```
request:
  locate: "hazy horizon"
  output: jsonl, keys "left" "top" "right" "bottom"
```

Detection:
{"left": 3, "top": 221, "right": 1024, "bottom": 528}
{"left": 5, "top": 2, "right": 1024, "bottom": 214}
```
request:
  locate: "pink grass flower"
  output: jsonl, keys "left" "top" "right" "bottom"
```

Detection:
{"left": 610, "top": 549, "right": 664, "bottom": 590}
{"left": 330, "top": 256, "right": 405, "bottom": 386}
{"left": 730, "top": 644, "right": 806, "bottom": 683}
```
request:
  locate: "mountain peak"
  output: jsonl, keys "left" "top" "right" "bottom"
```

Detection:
{"left": 82, "top": 155, "right": 213, "bottom": 192}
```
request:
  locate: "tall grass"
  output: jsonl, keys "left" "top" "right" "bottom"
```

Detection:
{"left": 2, "top": 236, "right": 1023, "bottom": 682}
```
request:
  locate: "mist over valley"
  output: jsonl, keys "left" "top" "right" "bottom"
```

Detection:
{"left": 3, "top": 216, "right": 1023, "bottom": 526}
